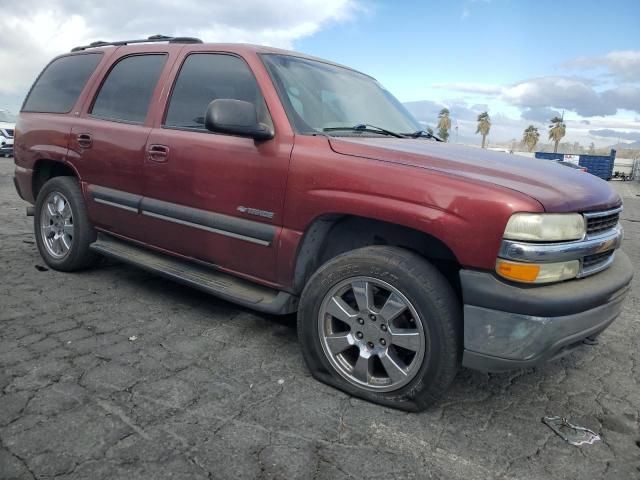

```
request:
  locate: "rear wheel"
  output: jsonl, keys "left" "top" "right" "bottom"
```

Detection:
{"left": 298, "top": 246, "right": 461, "bottom": 411}
{"left": 34, "top": 176, "right": 97, "bottom": 271}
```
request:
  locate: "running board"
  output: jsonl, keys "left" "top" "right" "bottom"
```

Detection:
{"left": 90, "top": 233, "right": 298, "bottom": 314}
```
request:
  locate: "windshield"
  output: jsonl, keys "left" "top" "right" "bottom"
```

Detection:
{"left": 262, "top": 54, "right": 421, "bottom": 136}
{"left": 0, "top": 111, "right": 16, "bottom": 123}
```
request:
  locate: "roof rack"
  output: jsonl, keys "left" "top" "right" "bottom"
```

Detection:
{"left": 71, "top": 34, "right": 203, "bottom": 52}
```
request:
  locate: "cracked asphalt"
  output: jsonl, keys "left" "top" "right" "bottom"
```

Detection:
{"left": 1, "top": 157, "right": 639, "bottom": 480}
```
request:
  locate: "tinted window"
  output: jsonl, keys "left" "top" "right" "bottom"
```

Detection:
{"left": 165, "top": 54, "right": 272, "bottom": 131}
{"left": 91, "top": 54, "right": 167, "bottom": 123}
{"left": 22, "top": 54, "right": 102, "bottom": 113}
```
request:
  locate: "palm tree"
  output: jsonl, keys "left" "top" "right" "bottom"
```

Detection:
{"left": 549, "top": 116, "right": 566, "bottom": 153}
{"left": 476, "top": 112, "right": 491, "bottom": 148}
{"left": 437, "top": 108, "right": 451, "bottom": 143}
{"left": 522, "top": 125, "right": 540, "bottom": 152}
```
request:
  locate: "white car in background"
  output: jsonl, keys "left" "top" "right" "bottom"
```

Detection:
{"left": 0, "top": 110, "right": 16, "bottom": 157}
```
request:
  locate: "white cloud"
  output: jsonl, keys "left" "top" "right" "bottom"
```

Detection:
{"left": 0, "top": 0, "right": 361, "bottom": 106}
{"left": 589, "top": 129, "right": 640, "bottom": 142}
{"left": 434, "top": 74, "right": 640, "bottom": 118}
{"left": 502, "top": 76, "right": 617, "bottom": 117}
{"left": 564, "top": 50, "right": 640, "bottom": 82}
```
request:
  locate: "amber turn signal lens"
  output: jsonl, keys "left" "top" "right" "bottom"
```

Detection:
{"left": 496, "top": 260, "right": 540, "bottom": 282}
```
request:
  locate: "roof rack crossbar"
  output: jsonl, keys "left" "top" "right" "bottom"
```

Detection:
{"left": 71, "top": 34, "right": 203, "bottom": 52}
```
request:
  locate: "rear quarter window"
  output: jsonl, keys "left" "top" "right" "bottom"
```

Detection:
{"left": 22, "top": 53, "right": 102, "bottom": 113}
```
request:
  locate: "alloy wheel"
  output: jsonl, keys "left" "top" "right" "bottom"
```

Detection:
{"left": 317, "top": 276, "right": 427, "bottom": 392}
{"left": 40, "top": 191, "right": 74, "bottom": 259}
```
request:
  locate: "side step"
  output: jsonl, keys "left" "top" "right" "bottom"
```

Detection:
{"left": 90, "top": 233, "right": 298, "bottom": 314}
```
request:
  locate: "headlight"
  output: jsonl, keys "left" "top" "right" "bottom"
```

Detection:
{"left": 503, "top": 213, "right": 585, "bottom": 242}
{"left": 496, "top": 259, "right": 580, "bottom": 284}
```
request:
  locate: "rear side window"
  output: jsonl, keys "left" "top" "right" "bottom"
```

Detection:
{"left": 22, "top": 53, "right": 102, "bottom": 113}
{"left": 91, "top": 54, "right": 167, "bottom": 124}
{"left": 164, "top": 54, "right": 272, "bottom": 131}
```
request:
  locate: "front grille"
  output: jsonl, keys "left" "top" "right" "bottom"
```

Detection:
{"left": 586, "top": 212, "right": 619, "bottom": 236}
{"left": 5, "top": 129, "right": 14, "bottom": 138}
{"left": 582, "top": 250, "right": 613, "bottom": 269}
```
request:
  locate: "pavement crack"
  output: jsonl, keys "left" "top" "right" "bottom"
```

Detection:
{"left": 95, "top": 398, "right": 151, "bottom": 440}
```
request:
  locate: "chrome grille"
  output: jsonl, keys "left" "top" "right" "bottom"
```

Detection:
{"left": 585, "top": 211, "right": 620, "bottom": 236}
{"left": 5, "top": 129, "right": 14, "bottom": 138}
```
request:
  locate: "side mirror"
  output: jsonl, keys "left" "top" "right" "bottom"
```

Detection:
{"left": 205, "top": 99, "right": 274, "bottom": 140}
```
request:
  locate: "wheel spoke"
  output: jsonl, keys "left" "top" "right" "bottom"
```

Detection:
{"left": 41, "top": 225, "right": 55, "bottom": 238}
{"left": 326, "top": 296, "right": 358, "bottom": 324}
{"left": 351, "top": 280, "right": 373, "bottom": 312}
{"left": 60, "top": 234, "right": 72, "bottom": 252}
{"left": 51, "top": 236, "right": 63, "bottom": 255}
{"left": 55, "top": 195, "right": 65, "bottom": 213}
{"left": 389, "top": 328, "right": 421, "bottom": 352}
{"left": 352, "top": 354, "right": 371, "bottom": 383}
{"left": 60, "top": 202, "right": 72, "bottom": 220}
{"left": 325, "top": 333, "right": 354, "bottom": 355}
{"left": 46, "top": 202, "right": 58, "bottom": 218}
{"left": 379, "top": 351, "right": 408, "bottom": 383}
{"left": 62, "top": 224, "right": 74, "bottom": 236}
{"left": 379, "top": 292, "right": 407, "bottom": 323}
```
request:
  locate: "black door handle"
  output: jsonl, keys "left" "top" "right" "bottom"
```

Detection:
{"left": 77, "top": 133, "right": 92, "bottom": 149}
{"left": 147, "top": 144, "right": 169, "bottom": 163}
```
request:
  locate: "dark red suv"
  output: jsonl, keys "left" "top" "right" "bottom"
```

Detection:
{"left": 13, "top": 35, "right": 633, "bottom": 411}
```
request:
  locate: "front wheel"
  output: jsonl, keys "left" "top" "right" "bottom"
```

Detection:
{"left": 297, "top": 246, "right": 461, "bottom": 412}
{"left": 34, "top": 176, "right": 98, "bottom": 271}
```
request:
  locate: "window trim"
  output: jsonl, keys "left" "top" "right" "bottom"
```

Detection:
{"left": 161, "top": 52, "right": 275, "bottom": 136}
{"left": 88, "top": 52, "right": 168, "bottom": 125}
{"left": 21, "top": 52, "right": 104, "bottom": 114}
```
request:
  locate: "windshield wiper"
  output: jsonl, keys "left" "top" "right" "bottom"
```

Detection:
{"left": 404, "top": 130, "right": 443, "bottom": 142}
{"left": 322, "top": 123, "right": 405, "bottom": 139}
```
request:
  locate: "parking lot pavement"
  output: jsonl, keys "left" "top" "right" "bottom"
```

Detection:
{"left": 1, "top": 157, "right": 639, "bottom": 480}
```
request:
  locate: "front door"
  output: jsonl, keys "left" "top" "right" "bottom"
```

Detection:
{"left": 142, "top": 52, "right": 292, "bottom": 284}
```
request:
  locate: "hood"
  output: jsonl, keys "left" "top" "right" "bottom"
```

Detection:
{"left": 328, "top": 137, "right": 621, "bottom": 212}
{"left": 0, "top": 121, "right": 15, "bottom": 130}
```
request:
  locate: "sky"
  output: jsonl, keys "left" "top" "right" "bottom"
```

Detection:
{"left": 0, "top": 0, "right": 638, "bottom": 147}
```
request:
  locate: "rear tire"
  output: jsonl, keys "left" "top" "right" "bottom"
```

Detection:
{"left": 34, "top": 176, "right": 98, "bottom": 271}
{"left": 298, "top": 246, "right": 461, "bottom": 412}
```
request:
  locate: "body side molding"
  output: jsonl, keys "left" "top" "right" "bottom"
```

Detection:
{"left": 88, "top": 184, "right": 276, "bottom": 246}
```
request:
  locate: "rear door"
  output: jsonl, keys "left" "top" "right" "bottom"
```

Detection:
{"left": 70, "top": 47, "right": 174, "bottom": 240}
{"left": 142, "top": 51, "right": 293, "bottom": 284}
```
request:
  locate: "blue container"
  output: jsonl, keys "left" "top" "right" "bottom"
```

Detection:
{"left": 534, "top": 150, "right": 616, "bottom": 180}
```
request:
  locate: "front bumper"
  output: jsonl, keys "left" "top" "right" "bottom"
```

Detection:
{"left": 460, "top": 250, "right": 633, "bottom": 372}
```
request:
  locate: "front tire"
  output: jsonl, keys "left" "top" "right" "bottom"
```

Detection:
{"left": 34, "top": 176, "right": 97, "bottom": 271}
{"left": 298, "top": 246, "right": 461, "bottom": 412}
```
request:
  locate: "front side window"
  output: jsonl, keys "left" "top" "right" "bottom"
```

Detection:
{"left": 22, "top": 53, "right": 102, "bottom": 113}
{"left": 262, "top": 54, "right": 421, "bottom": 135}
{"left": 164, "top": 53, "right": 272, "bottom": 131}
{"left": 91, "top": 54, "right": 167, "bottom": 123}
